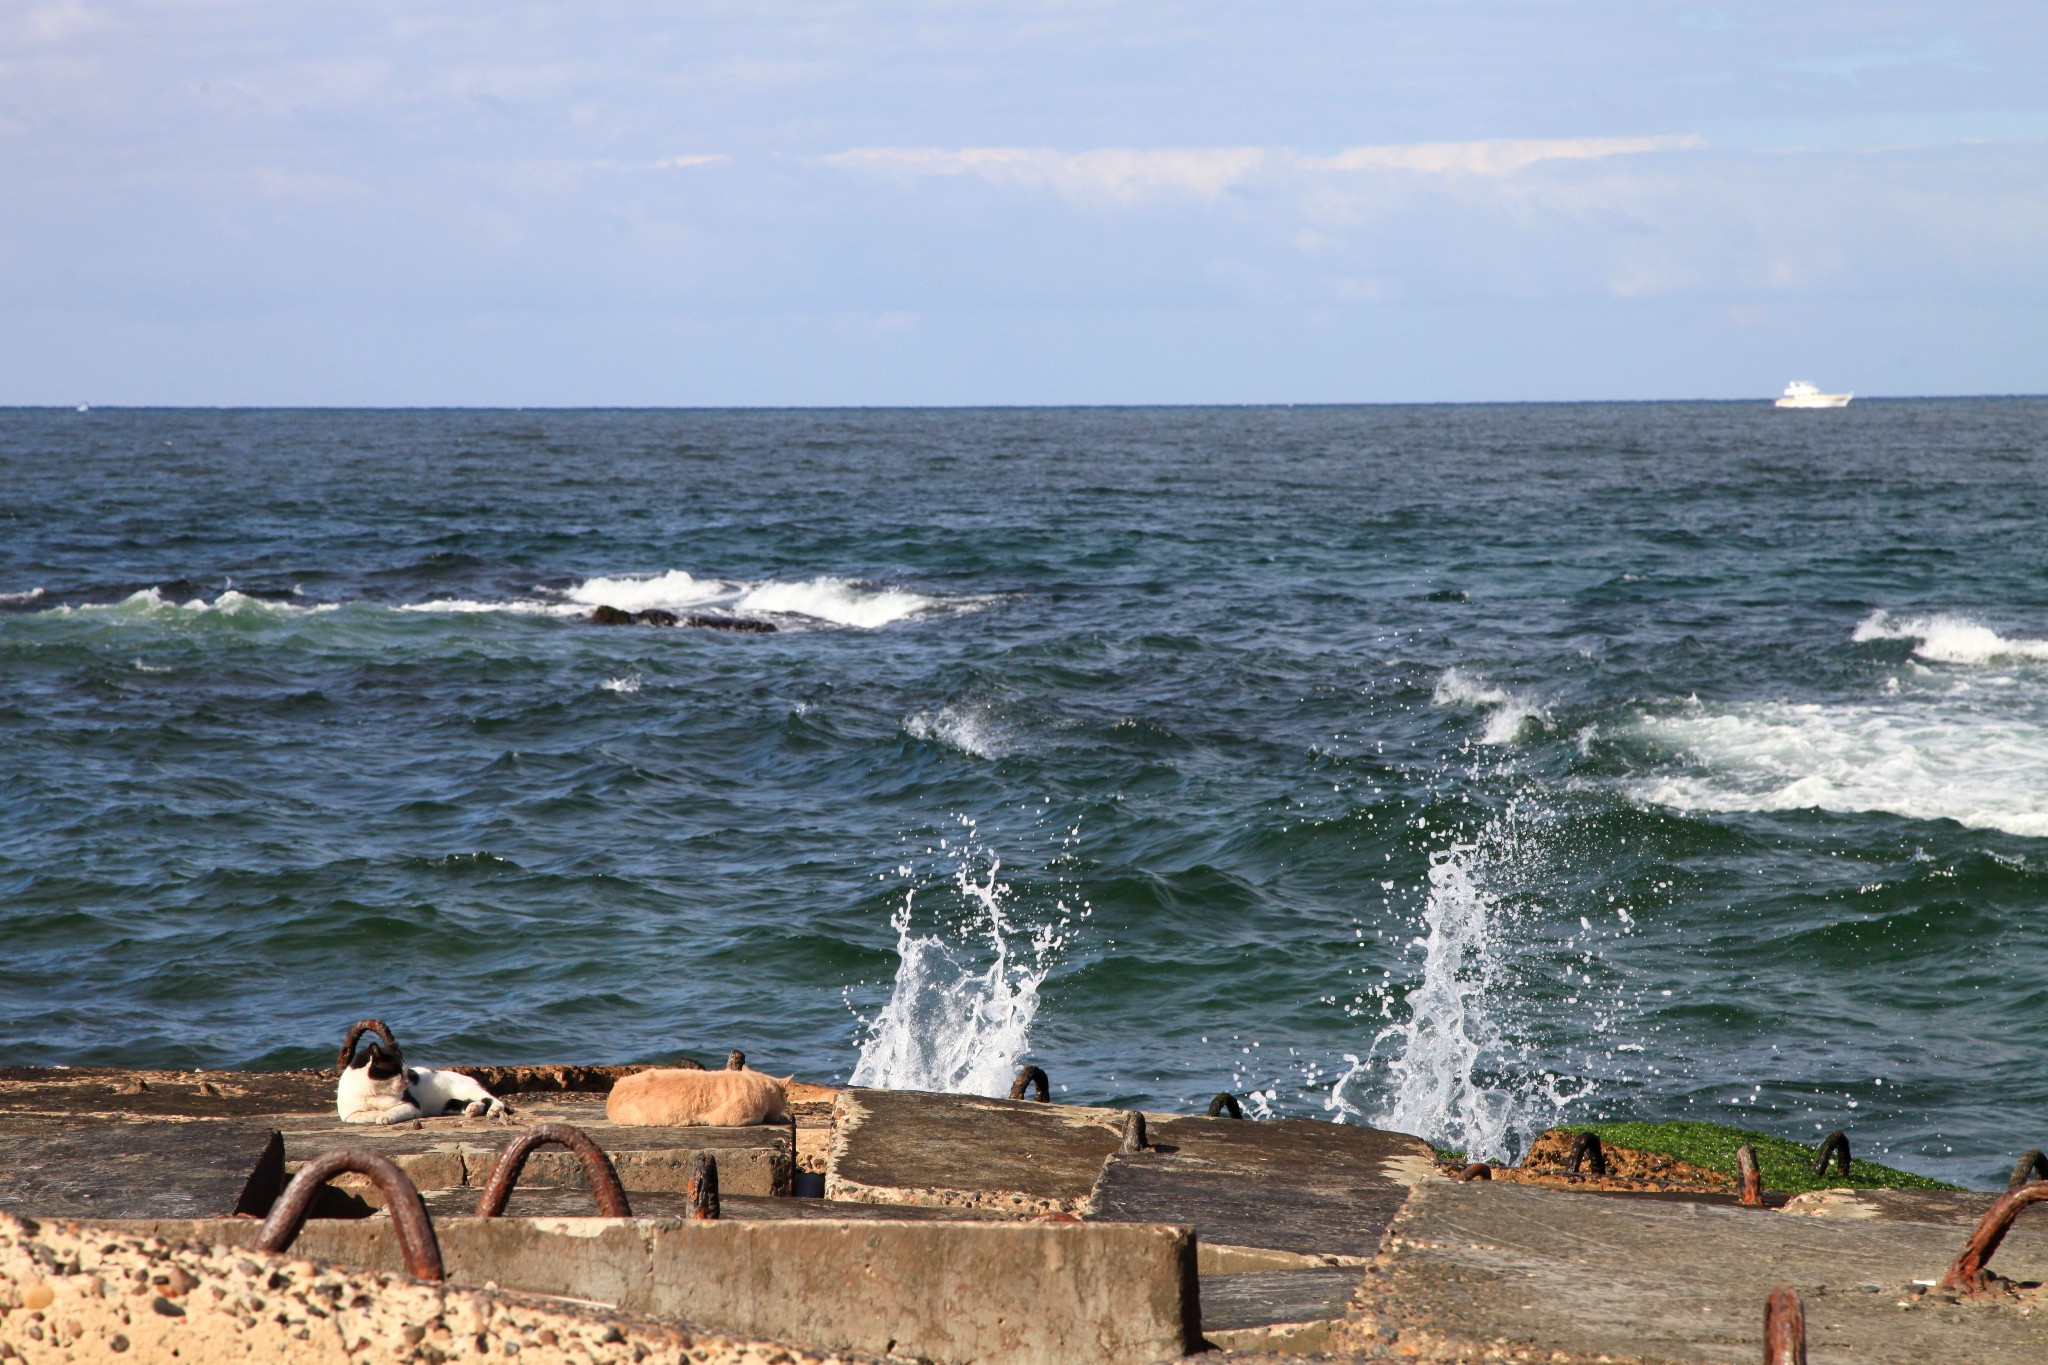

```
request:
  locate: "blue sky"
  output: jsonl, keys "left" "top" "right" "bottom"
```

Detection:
{"left": 2, "top": 2, "right": 2043, "bottom": 403}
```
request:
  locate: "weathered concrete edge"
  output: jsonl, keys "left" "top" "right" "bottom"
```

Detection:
{"left": 823, "top": 1088, "right": 1114, "bottom": 1216}
{"left": 0, "top": 1212, "right": 881, "bottom": 1365}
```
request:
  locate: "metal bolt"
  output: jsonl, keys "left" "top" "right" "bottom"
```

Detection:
{"left": 1764, "top": 1285, "right": 1806, "bottom": 1364}
{"left": 688, "top": 1152, "right": 721, "bottom": 1220}
{"left": 726, "top": 1050, "right": 745, "bottom": 1071}
{"left": 1737, "top": 1144, "right": 1763, "bottom": 1207}
{"left": 1119, "top": 1111, "right": 1149, "bottom": 1154}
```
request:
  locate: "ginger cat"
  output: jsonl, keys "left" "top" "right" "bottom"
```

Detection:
{"left": 607, "top": 1066, "right": 790, "bottom": 1126}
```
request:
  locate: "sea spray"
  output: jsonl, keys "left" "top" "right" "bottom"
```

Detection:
{"left": 849, "top": 821, "right": 1083, "bottom": 1095}
{"left": 1329, "top": 806, "right": 1612, "bottom": 1162}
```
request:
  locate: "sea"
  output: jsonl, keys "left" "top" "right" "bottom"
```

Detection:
{"left": 3, "top": 401, "right": 2044, "bottom": 1189}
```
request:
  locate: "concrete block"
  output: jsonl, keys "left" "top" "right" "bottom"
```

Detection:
{"left": 826, "top": 1088, "right": 1125, "bottom": 1215}
{"left": 91, "top": 1216, "right": 1201, "bottom": 1365}
{"left": 1338, "top": 1177, "right": 2048, "bottom": 1363}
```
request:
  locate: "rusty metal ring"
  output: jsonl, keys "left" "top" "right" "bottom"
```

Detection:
{"left": 1812, "top": 1130, "right": 1851, "bottom": 1179}
{"left": 1566, "top": 1132, "right": 1607, "bottom": 1177}
{"left": 1010, "top": 1065, "right": 1050, "bottom": 1102}
{"left": 1456, "top": 1163, "right": 1493, "bottom": 1182}
{"left": 2008, "top": 1149, "right": 2048, "bottom": 1191}
{"left": 336, "top": 1019, "right": 401, "bottom": 1073}
{"left": 688, "top": 1152, "right": 721, "bottom": 1220}
{"left": 1764, "top": 1285, "right": 1807, "bottom": 1364}
{"left": 1207, "top": 1092, "right": 1243, "bottom": 1119}
{"left": 475, "top": 1123, "right": 632, "bottom": 1219}
{"left": 1940, "top": 1182, "right": 2048, "bottom": 1293}
{"left": 1737, "top": 1143, "right": 1764, "bottom": 1207}
{"left": 254, "top": 1148, "right": 442, "bottom": 1281}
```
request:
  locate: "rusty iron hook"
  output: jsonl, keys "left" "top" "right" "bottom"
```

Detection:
{"left": 2008, "top": 1149, "right": 2048, "bottom": 1191}
{"left": 254, "top": 1148, "right": 442, "bottom": 1281}
{"left": 336, "top": 1019, "right": 402, "bottom": 1073}
{"left": 1456, "top": 1163, "right": 1493, "bottom": 1182}
{"left": 1010, "top": 1065, "right": 1050, "bottom": 1102}
{"left": 1118, "top": 1110, "right": 1149, "bottom": 1154}
{"left": 1206, "top": 1092, "right": 1243, "bottom": 1119}
{"left": 1566, "top": 1132, "right": 1608, "bottom": 1177}
{"left": 475, "top": 1123, "right": 632, "bottom": 1219}
{"left": 1737, "top": 1144, "right": 1764, "bottom": 1207}
{"left": 1812, "top": 1130, "right": 1851, "bottom": 1179}
{"left": 1764, "top": 1285, "right": 1807, "bottom": 1365}
{"left": 1940, "top": 1182, "right": 2048, "bottom": 1293}
{"left": 688, "top": 1152, "right": 721, "bottom": 1220}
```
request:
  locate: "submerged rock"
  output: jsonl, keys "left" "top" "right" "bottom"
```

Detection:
{"left": 586, "top": 605, "right": 776, "bottom": 633}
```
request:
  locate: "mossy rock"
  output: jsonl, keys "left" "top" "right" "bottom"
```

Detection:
{"left": 1564, "top": 1121, "right": 1960, "bottom": 1196}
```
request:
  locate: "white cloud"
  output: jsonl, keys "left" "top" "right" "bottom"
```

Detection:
{"left": 645, "top": 154, "right": 731, "bottom": 170}
{"left": 1300, "top": 134, "right": 1704, "bottom": 176}
{"left": 824, "top": 145, "right": 1268, "bottom": 204}
{"left": 825, "top": 135, "right": 1703, "bottom": 206}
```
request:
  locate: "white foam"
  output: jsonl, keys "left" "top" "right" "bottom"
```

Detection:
{"left": 736, "top": 576, "right": 945, "bottom": 628}
{"left": 601, "top": 674, "right": 642, "bottom": 694}
{"left": 564, "top": 570, "right": 728, "bottom": 613}
{"left": 1629, "top": 699, "right": 2048, "bottom": 837}
{"left": 0, "top": 587, "right": 44, "bottom": 604}
{"left": 1854, "top": 610, "right": 2048, "bottom": 665}
{"left": 1432, "top": 668, "right": 1547, "bottom": 745}
{"left": 905, "top": 704, "right": 1009, "bottom": 758}
{"left": 850, "top": 834, "right": 1069, "bottom": 1096}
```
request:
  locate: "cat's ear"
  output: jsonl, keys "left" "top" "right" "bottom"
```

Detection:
{"left": 779, "top": 1074, "right": 795, "bottom": 1087}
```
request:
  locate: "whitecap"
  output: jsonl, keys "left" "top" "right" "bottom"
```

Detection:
{"left": 0, "top": 587, "right": 44, "bottom": 605}
{"left": 601, "top": 674, "right": 642, "bottom": 694}
{"left": 1627, "top": 699, "right": 2048, "bottom": 837}
{"left": 1854, "top": 610, "right": 2048, "bottom": 665}
{"left": 1432, "top": 667, "right": 1548, "bottom": 745}
{"left": 60, "top": 587, "right": 334, "bottom": 618}
{"left": 395, "top": 598, "right": 581, "bottom": 617}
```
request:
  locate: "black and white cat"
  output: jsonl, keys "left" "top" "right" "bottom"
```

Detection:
{"left": 335, "top": 1019, "right": 509, "bottom": 1124}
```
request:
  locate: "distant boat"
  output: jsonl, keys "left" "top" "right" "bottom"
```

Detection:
{"left": 1774, "top": 380, "right": 1851, "bottom": 409}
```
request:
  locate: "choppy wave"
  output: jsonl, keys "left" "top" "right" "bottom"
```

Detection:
{"left": 1628, "top": 699, "right": 2048, "bottom": 837}
{"left": 0, "top": 587, "right": 44, "bottom": 605}
{"left": 1854, "top": 610, "right": 2048, "bottom": 665}
{"left": 1433, "top": 668, "right": 1547, "bottom": 745}
{"left": 56, "top": 588, "right": 334, "bottom": 618}
{"left": 905, "top": 703, "right": 1010, "bottom": 758}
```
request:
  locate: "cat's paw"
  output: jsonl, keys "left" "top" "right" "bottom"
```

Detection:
{"left": 463, "top": 1099, "right": 488, "bottom": 1118}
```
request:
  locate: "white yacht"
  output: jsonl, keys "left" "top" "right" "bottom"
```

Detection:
{"left": 1775, "top": 380, "right": 1851, "bottom": 409}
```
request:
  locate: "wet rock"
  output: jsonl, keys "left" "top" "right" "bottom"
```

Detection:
{"left": 588, "top": 605, "right": 635, "bottom": 626}
{"left": 635, "top": 609, "right": 679, "bottom": 627}
{"left": 585, "top": 605, "right": 776, "bottom": 632}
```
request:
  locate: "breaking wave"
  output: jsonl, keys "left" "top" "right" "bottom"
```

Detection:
{"left": 18, "top": 570, "right": 981, "bottom": 632}
{"left": 1627, "top": 698, "right": 2048, "bottom": 838}
{"left": 1854, "top": 610, "right": 2048, "bottom": 666}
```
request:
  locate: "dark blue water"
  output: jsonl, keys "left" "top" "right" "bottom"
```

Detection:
{"left": 3, "top": 402, "right": 2045, "bottom": 1187}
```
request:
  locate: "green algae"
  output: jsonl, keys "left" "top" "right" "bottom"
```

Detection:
{"left": 1569, "top": 1121, "right": 1962, "bottom": 1195}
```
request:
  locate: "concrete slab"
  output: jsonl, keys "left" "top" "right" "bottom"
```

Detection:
{"left": 0, "top": 1067, "right": 332, "bottom": 1119}
{"left": 1087, "top": 1115, "right": 1436, "bottom": 1259}
{"left": 0, "top": 1115, "right": 283, "bottom": 1219}
{"left": 93, "top": 1215, "right": 1201, "bottom": 1365}
{"left": 826, "top": 1087, "right": 1126, "bottom": 1215}
{"left": 1334, "top": 1178, "right": 2048, "bottom": 1364}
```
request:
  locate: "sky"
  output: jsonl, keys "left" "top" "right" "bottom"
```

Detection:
{"left": 2, "top": 1, "right": 2044, "bottom": 404}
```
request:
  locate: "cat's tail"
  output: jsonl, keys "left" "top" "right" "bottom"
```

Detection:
{"left": 337, "top": 1019, "right": 403, "bottom": 1073}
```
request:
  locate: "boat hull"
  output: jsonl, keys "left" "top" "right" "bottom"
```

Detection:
{"left": 1774, "top": 393, "right": 1851, "bottom": 408}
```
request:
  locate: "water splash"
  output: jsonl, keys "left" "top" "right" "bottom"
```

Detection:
{"left": 1329, "top": 813, "right": 1608, "bottom": 1162}
{"left": 850, "top": 824, "right": 1078, "bottom": 1095}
